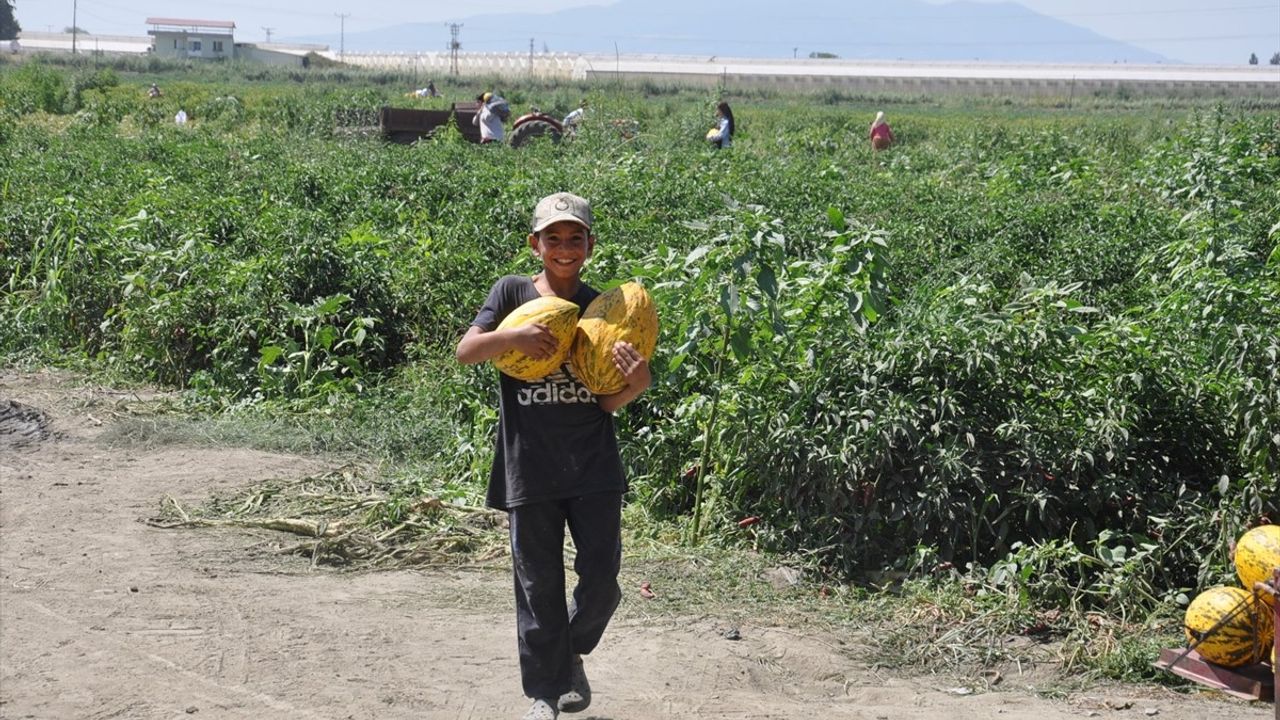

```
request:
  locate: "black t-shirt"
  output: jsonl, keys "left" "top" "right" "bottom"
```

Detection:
{"left": 471, "top": 275, "right": 627, "bottom": 510}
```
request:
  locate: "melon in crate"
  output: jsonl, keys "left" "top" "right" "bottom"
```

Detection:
{"left": 492, "top": 296, "right": 580, "bottom": 382}
{"left": 570, "top": 281, "right": 658, "bottom": 395}
{"left": 1256, "top": 599, "right": 1276, "bottom": 666}
{"left": 1183, "top": 586, "right": 1273, "bottom": 667}
{"left": 1235, "top": 524, "right": 1280, "bottom": 606}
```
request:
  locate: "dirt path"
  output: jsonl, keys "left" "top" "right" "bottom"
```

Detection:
{"left": 1, "top": 370, "right": 1271, "bottom": 719}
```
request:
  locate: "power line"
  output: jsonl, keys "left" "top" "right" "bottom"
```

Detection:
{"left": 26, "top": 1, "right": 1279, "bottom": 49}
{"left": 52, "top": 0, "right": 441, "bottom": 28}
{"left": 62, "top": 0, "right": 1280, "bottom": 25}
{"left": 72, "top": 7, "right": 123, "bottom": 29}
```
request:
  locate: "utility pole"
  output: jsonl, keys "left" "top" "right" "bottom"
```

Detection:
{"left": 335, "top": 13, "right": 350, "bottom": 60}
{"left": 261, "top": 27, "right": 274, "bottom": 43}
{"left": 793, "top": 47, "right": 798, "bottom": 59}
{"left": 447, "top": 23, "right": 462, "bottom": 76}
{"left": 529, "top": 37, "right": 534, "bottom": 77}
{"left": 71, "top": 0, "right": 78, "bottom": 55}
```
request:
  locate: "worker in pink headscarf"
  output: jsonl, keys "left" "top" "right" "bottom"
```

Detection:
{"left": 870, "top": 111, "right": 894, "bottom": 151}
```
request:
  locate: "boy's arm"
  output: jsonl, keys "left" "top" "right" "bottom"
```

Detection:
{"left": 456, "top": 324, "right": 559, "bottom": 365}
{"left": 597, "top": 342, "right": 652, "bottom": 414}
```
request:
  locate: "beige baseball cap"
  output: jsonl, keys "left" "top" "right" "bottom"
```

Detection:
{"left": 532, "top": 192, "right": 593, "bottom": 233}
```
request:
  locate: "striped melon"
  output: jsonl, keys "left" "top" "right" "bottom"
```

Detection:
{"left": 570, "top": 282, "right": 658, "bottom": 395}
{"left": 1184, "top": 586, "right": 1273, "bottom": 667}
{"left": 492, "top": 296, "right": 579, "bottom": 382}
{"left": 1235, "top": 524, "right": 1280, "bottom": 606}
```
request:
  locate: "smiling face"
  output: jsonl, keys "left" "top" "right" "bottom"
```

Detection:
{"left": 529, "top": 220, "right": 594, "bottom": 281}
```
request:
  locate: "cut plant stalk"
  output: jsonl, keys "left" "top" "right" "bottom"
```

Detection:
{"left": 690, "top": 317, "right": 732, "bottom": 546}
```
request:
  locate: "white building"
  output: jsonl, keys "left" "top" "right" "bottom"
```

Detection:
{"left": 13, "top": 19, "right": 321, "bottom": 67}
{"left": 14, "top": 31, "right": 151, "bottom": 55}
{"left": 146, "top": 17, "right": 234, "bottom": 60}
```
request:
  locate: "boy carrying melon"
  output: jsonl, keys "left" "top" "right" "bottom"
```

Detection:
{"left": 455, "top": 192, "right": 652, "bottom": 720}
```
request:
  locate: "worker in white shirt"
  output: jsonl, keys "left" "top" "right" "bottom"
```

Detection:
{"left": 472, "top": 92, "right": 506, "bottom": 144}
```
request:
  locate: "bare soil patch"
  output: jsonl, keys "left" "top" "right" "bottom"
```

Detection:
{"left": 1, "top": 370, "right": 1270, "bottom": 719}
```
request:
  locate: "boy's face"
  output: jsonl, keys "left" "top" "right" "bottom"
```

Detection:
{"left": 528, "top": 220, "right": 594, "bottom": 280}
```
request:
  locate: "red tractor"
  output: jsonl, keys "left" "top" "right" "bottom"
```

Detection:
{"left": 506, "top": 108, "right": 565, "bottom": 148}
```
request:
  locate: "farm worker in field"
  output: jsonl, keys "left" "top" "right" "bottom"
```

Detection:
{"left": 705, "top": 100, "right": 734, "bottom": 148}
{"left": 563, "top": 99, "right": 587, "bottom": 130}
{"left": 174, "top": 109, "right": 188, "bottom": 125}
{"left": 870, "top": 111, "right": 894, "bottom": 150}
{"left": 456, "top": 192, "right": 650, "bottom": 720}
{"left": 473, "top": 91, "right": 506, "bottom": 144}
{"left": 426, "top": 80, "right": 439, "bottom": 97}
{"left": 147, "top": 83, "right": 162, "bottom": 98}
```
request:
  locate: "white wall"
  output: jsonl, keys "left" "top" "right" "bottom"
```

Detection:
{"left": 235, "top": 45, "right": 308, "bottom": 68}
{"left": 15, "top": 31, "right": 150, "bottom": 55}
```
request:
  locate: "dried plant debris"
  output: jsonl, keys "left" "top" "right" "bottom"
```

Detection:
{"left": 145, "top": 466, "right": 508, "bottom": 570}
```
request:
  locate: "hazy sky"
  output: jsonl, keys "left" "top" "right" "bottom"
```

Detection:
{"left": 923, "top": 0, "right": 1279, "bottom": 64}
{"left": 14, "top": 0, "right": 1280, "bottom": 64}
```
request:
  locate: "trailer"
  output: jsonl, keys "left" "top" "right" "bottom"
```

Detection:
{"left": 377, "top": 102, "right": 563, "bottom": 146}
{"left": 378, "top": 105, "right": 479, "bottom": 144}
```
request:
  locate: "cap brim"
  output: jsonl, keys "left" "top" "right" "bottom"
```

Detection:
{"left": 532, "top": 214, "right": 592, "bottom": 233}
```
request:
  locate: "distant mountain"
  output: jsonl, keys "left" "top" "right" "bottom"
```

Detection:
{"left": 288, "top": 0, "right": 1173, "bottom": 64}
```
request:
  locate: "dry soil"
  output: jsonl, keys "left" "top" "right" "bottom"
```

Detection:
{"left": 1, "top": 370, "right": 1272, "bottom": 719}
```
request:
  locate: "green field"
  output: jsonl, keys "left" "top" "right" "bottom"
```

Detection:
{"left": 3, "top": 55, "right": 1278, "bottom": 678}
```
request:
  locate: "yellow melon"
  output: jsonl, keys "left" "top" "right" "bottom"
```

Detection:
{"left": 570, "top": 282, "right": 658, "bottom": 395}
{"left": 492, "top": 296, "right": 579, "bottom": 382}
{"left": 1235, "top": 525, "right": 1280, "bottom": 606}
{"left": 1184, "top": 586, "right": 1273, "bottom": 667}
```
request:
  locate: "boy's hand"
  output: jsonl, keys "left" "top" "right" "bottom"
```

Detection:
{"left": 611, "top": 341, "right": 651, "bottom": 389}
{"left": 597, "top": 341, "right": 652, "bottom": 414}
{"left": 510, "top": 323, "right": 559, "bottom": 360}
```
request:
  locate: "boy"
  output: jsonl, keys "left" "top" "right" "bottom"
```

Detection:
{"left": 456, "top": 192, "right": 651, "bottom": 720}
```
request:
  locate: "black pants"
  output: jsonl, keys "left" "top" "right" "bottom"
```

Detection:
{"left": 509, "top": 491, "right": 623, "bottom": 700}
